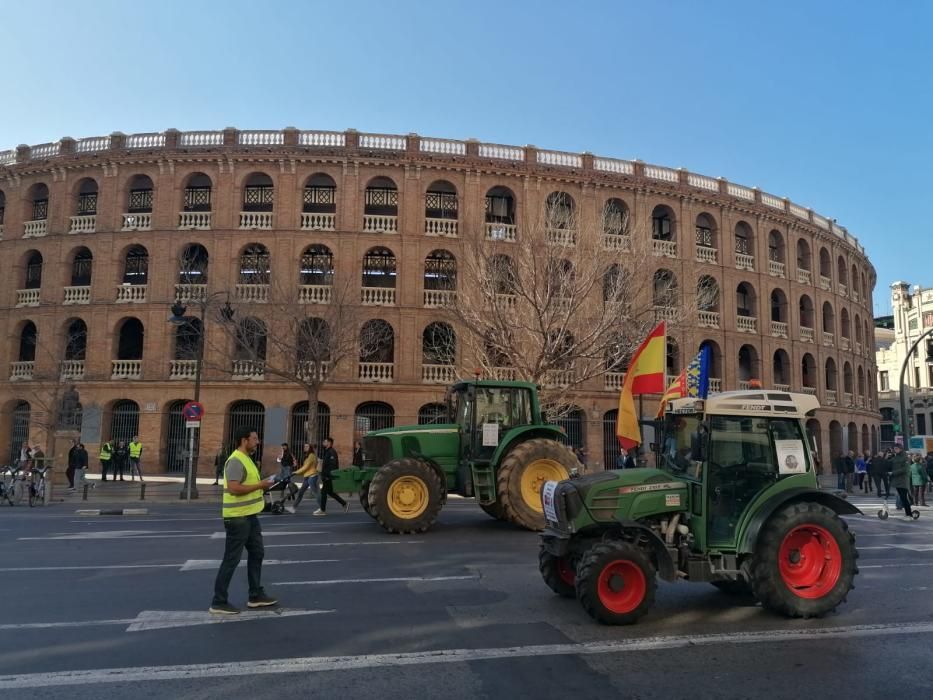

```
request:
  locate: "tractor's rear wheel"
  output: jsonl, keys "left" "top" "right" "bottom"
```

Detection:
{"left": 479, "top": 500, "right": 505, "bottom": 521}
{"left": 749, "top": 502, "right": 857, "bottom": 619}
{"left": 367, "top": 458, "right": 443, "bottom": 534}
{"left": 576, "top": 541, "right": 656, "bottom": 625}
{"left": 359, "top": 482, "right": 373, "bottom": 517}
{"left": 538, "top": 545, "right": 576, "bottom": 598}
{"left": 497, "top": 439, "right": 575, "bottom": 531}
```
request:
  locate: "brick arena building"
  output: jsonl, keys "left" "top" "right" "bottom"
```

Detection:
{"left": 0, "top": 128, "right": 879, "bottom": 474}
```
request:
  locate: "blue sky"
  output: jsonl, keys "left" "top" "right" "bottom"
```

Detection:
{"left": 1, "top": 0, "right": 929, "bottom": 315}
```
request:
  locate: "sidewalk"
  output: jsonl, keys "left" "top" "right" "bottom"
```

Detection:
{"left": 56, "top": 474, "right": 223, "bottom": 505}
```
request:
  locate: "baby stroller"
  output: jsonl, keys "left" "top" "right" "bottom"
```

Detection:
{"left": 264, "top": 473, "right": 295, "bottom": 515}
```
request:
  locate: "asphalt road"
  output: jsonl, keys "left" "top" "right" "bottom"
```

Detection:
{"left": 0, "top": 495, "right": 931, "bottom": 699}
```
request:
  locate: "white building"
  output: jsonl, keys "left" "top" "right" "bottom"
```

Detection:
{"left": 876, "top": 281, "right": 933, "bottom": 446}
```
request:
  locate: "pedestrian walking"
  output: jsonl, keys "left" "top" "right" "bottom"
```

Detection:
{"left": 890, "top": 444, "right": 914, "bottom": 520}
{"left": 314, "top": 436, "right": 348, "bottom": 516}
{"left": 128, "top": 435, "right": 144, "bottom": 482}
{"left": 843, "top": 450, "right": 856, "bottom": 493}
{"left": 855, "top": 453, "right": 867, "bottom": 493}
{"left": 871, "top": 452, "right": 888, "bottom": 498}
{"left": 66, "top": 438, "right": 79, "bottom": 490}
{"left": 112, "top": 440, "right": 129, "bottom": 481}
{"left": 910, "top": 455, "right": 928, "bottom": 507}
{"left": 99, "top": 440, "right": 113, "bottom": 481}
{"left": 276, "top": 443, "right": 298, "bottom": 500}
{"left": 286, "top": 443, "right": 319, "bottom": 514}
{"left": 73, "top": 442, "right": 89, "bottom": 492}
{"left": 213, "top": 444, "right": 226, "bottom": 486}
{"left": 352, "top": 440, "right": 365, "bottom": 468}
{"left": 209, "top": 426, "right": 278, "bottom": 615}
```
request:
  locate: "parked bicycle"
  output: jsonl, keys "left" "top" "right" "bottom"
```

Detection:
{"left": 0, "top": 465, "right": 17, "bottom": 506}
{"left": 28, "top": 466, "right": 49, "bottom": 507}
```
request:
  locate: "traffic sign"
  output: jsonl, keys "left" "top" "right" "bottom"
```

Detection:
{"left": 182, "top": 401, "right": 205, "bottom": 421}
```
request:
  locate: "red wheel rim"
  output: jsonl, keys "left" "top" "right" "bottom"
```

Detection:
{"left": 778, "top": 524, "right": 842, "bottom": 599}
{"left": 557, "top": 558, "right": 575, "bottom": 587}
{"left": 597, "top": 559, "right": 646, "bottom": 613}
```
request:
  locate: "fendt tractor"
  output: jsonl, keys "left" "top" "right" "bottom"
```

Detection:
{"left": 330, "top": 379, "right": 579, "bottom": 533}
{"left": 538, "top": 390, "right": 861, "bottom": 625}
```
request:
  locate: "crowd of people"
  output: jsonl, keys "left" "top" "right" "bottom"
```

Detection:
{"left": 836, "top": 445, "right": 933, "bottom": 518}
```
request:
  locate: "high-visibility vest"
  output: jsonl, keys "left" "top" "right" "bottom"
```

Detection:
{"left": 99, "top": 443, "right": 112, "bottom": 461}
{"left": 222, "top": 450, "right": 265, "bottom": 518}
{"left": 129, "top": 441, "right": 142, "bottom": 459}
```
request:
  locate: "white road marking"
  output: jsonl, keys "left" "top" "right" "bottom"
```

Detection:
{"left": 3, "top": 621, "right": 933, "bottom": 689}
{"left": 855, "top": 544, "right": 933, "bottom": 552}
{"left": 0, "top": 563, "right": 182, "bottom": 573}
{"left": 19, "top": 531, "right": 210, "bottom": 541}
{"left": 0, "top": 559, "right": 336, "bottom": 573}
{"left": 179, "top": 559, "right": 338, "bottom": 571}
{"left": 209, "top": 531, "right": 323, "bottom": 539}
{"left": 266, "top": 540, "right": 424, "bottom": 549}
{"left": 275, "top": 575, "right": 478, "bottom": 586}
{"left": 0, "top": 608, "right": 332, "bottom": 634}
{"left": 861, "top": 562, "right": 933, "bottom": 569}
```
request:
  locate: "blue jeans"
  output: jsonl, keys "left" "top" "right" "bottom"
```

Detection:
{"left": 294, "top": 475, "right": 319, "bottom": 508}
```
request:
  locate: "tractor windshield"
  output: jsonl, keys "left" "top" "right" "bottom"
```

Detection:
{"left": 661, "top": 412, "right": 705, "bottom": 479}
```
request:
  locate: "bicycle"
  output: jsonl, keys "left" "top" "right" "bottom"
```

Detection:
{"left": 0, "top": 466, "right": 16, "bottom": 506}
{"left": 28, "top": 466, "right": 49, "bottom": 507}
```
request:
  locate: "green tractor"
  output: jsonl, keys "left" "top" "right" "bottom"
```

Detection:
{"left": 330, "top": 380, "right": 580, "bottom": 533}
{"left": 539, "top": 390, "right": 860, "bottom": 625}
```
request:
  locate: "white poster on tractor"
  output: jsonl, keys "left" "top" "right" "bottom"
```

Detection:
{"left": 775, "top": 440, "right": 806, "bottom": 475}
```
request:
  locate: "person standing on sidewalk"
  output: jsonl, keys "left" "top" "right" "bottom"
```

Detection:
{"left": 112, "top": 440, "right": 129, "bottom": 482}
{"left": 128, "top": 436, "right": 144, "bottom": 482}
{"left": 74, "top": 443, "right": 89, "bottom": 492}
{"left": 910, "top": 455, "right": 929, "bottom": 507}
{"left": 66, "top": 438, "right": 79, "bottom": 490}
{"left": 99, "top": 439, "right": 113, "bottom": 481}
{"left": 210, "top": 426, "right": 278, "bottom": 615}
{"left": 314, "top": 436, "right": 348, "bottom": 516}
{"left": 890, "top": 444, "right": 914, "bottom": 519}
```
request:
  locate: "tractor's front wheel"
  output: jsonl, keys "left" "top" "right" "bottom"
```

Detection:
{"left": 367, "top": 458, "right": 443, "bottom": 534}
{"left": 538, "top": 545, "right": 576, "bottom": 598}
{"left": 576, "top": 542, "right": 656, "bottom": 625}
{"left": 497, "top": 439, "right": 575, "bottom": 531}
{"left": 749, "top": 502, "right": 858, "bottom": 619}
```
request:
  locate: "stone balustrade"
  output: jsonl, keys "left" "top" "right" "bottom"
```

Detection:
{"left": 856, "top": 342, "right": 863, "bottom": 355}
{"left": 359, "top": 362, "right": 394, "bottom": 382}
{"left": 491, "top": 367, "right": 517, "bottom": 381}
{"left": 802, "top": 386, "right": 817, "bottom": 395}
{"left": 116, "top": 284, "right": 147, "bottom": 303}
{"left": 735, "top": 253, "right": 755, "bottom": 271}
{"left": 825, "top": 390, "right": 837, "bottom": 405}
{"left": 485, "top": 223, "right": 516, "bottom": 242}
{"left": 63, "top": 286, "right": 91, "bottom": 304}
{"left": 822, "top": 331, "right": 834, "bottom": 347}
{"left": 838, "top": 283, "right": 847, "bottom": 297}
{"left": 69, "top": 215, "right": 96, "bottom": 233}
{"left": 841, "top": 337, "right": 851, "bottom": 351}
{"left": 546, "top": 228, "right": 576, "bottom": 246}
{"left": 10, "top": 361, "right": 34, "bottom": 380}
{"left": 361, "top": 287, "right": 396, "bottom": 305}
{"left": 16, "top": 289, "right": 40, "bottom": 306}
{"left": 774, "top": 384, "right": 791, "bottom": 392}
{"left": 111, "top": 360, "right": 141, "bottom": 379}
{"left": 496, "top": 294, "right": 517, "bottom": 310}
{"left": 297, "top": 361, "right": 330, "bottom": 382}
{"left": 844, "top": 392, "right": 854, "bottom": 406}
{"left": 542, "top": 369, "right": 575, "bottom": 389}
{"left": 299, "top": 285, "right": 332, "bottom": 304}
{"left": 236, "top": 284, "right": 269, "bottom": 303}
{"left": 604, "top": 372, "right": 625, "bottom": 390}
{"left": 170, "top": 360, "right": 198, "bottom": 380}
{"left": 232, "top": 359, "right": 265, "bottom": 380}
{"left": 800, "top": 326, "right": 815, "bottom": 343}
{"left": 738, "top": 380, "right": 752, "bottom": 390}
{"left": 360, "top": 214, "right": 398, "bottom": 234}
{"left": 857, "top": 396, "right": 866, "bottom": 408}
{"left": 797, "top": 269, "right": 812, "bottom": 285}
{"left": 424, "top": 290, "right": 456, "bottom": 307}
{"left": 425, "top": 218, "right": 458, "bottom": 237}
{"left": 698, "top": 311, "right": 720, "bottom": 328}
{"left": 422, "top": 364, "right": 455, "bottom": 384}
{"left": 239, "top": 212, "right": 273, "bottom": 229}
{"left": 602, "top": 233, "right": 631, "bottom": 251}
{"left": 736, "top": 316, "right": 758, "bottom": 333}
{"left": 174, "top": 284, "right": 207, "bottom": 303}
{"left": 652, "top": 239, "right": 677, "bottom": 258}
{"left": 24, "top": 220, "right": 48, "bottom": 238}
{"left": 770, "top": 320, "right": 788, "bottom": 338}
{"left": 121, "top": 213, "right": 151, "bottom": 231}
{"left": 300, "top": 212, "right": 336, "bottom": 231}
{"left": 654, "top": 305, "right": 678, "bottom": 322}
{"left": 768, "top": 260, "right": 785, "bottom": 277}
{"left": 819, "top": 275, "right": 832, "bottom": 291}
{"left": 695, "top": 246, "right": 718, "bottom": 264}
{"left": 60, "top": 360, "right": 85, "bottom": 380}
{"left": 178, "top": 212, "right": 212, "bottom": 230}
{"left": 708, "top": 378, "right": 722, "bottom": 393}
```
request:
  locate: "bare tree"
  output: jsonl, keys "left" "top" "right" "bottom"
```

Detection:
{"left": 447, "top": 197, "right": 711, "bottom": 410}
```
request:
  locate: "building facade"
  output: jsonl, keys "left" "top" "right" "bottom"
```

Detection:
{"left": 0, "top": 128, "right": 879, "bottom": 473}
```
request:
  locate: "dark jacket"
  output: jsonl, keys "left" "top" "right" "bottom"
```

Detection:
{"left": 67, "top": 445, "right": 79, "bottom": 468}
{"left": 113, "top": 446, "right": 130, "bottom": 467}
{"left": 75, "top": 448, "right": 88, "bottom": 469}
{"left": 352, "top": 448, "right": 364, "bottom": 467}
{"left": 321, "top": 446, "right": 339, "bottom": 477}
{"left": 889, "top": 452, "right": 910, "bottom": 490}
{"left": 842, "top": 456, "right": 855, "bottom": 474}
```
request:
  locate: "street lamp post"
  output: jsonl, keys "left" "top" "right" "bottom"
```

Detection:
{"left": 169, "top": 294, "right": 233, "bottom": 500}
{"left": 897, "top": 327, "right": 933, "bottom": 449}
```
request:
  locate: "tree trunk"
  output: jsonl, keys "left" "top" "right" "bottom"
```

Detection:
{"left": 307, "top": 385, "right": 320, "bottom": 448}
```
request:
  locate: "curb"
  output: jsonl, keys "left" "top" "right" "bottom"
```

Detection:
{"left": 75, "top": 508, "right": 149, "bottom": 516}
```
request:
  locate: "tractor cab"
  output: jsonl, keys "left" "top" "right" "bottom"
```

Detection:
{"left": 448, "top": 381, "right": 538, "bottom": 467}
{"left": 659, "top": 391, "right": 821, "bottom": 551}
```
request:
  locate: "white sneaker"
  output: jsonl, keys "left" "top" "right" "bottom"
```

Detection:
{"left": 312, "top": 509, "right": 327, "bottom": 516}
{"left": 284, "top": 506, "right": 296, "bottom": 514}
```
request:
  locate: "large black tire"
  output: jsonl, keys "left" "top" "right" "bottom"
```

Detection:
{"left": 576, "top": 541, "right": 656, "bottom": 625}
{"left": 538, "top": 545, "right": 576, "bottom": 598}
{"left": 497, "top": 439, "right": 575, "bottom": 531}
{"left": 479, "top": 500, "right": 506, "bottom": 521}
{"left": 367, "top": 458, "right": 444, "bottom": 534}
{"left": 749, "top": 502, "right": 858, "bottom": 619}
{"left": 359, "top": 482, "right": 373, "bottom": 517}
{"left": 711, "top": 580, "right": 752, "bottom": 596}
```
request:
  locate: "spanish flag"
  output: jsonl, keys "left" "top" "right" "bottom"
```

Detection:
{"left": 615, "top": 322, "right": 666, "bottom": 450}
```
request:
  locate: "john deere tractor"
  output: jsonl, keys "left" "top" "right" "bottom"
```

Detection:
{"left": 330, "top": 380, "right": 579, "bottom": 533}
{"left": 539, "top": 390, "right": 860, "bottom": 625}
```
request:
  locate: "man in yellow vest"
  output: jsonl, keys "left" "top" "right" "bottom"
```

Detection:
{"left": 99, "top": 440, "right": 113, "bottom": 481}
{"left": 210, "top": 426, "right": 279, "bottom": 615}
{"left": 128, "top": 435, "right": 144, "bottom": 482}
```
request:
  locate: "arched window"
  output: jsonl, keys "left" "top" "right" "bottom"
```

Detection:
{"left": 423, "top": 322, "right": 456, "bottom": 366}
{"left": 234, "top": 318, "right": 267, "bottom": 361}
{"left": 796, "top": 239, "right": 811, "bottom": 271}
{"left": 802, "top": 353, "right": 817, "bottom": 389}
{"left": 418, "top": 403, "right": 448, "bottom": 425}
{"left": 183, "top": 173, "right": 213, "bottom": 212}
{"left": 799, "top": 295, "right": 815, "bottom": 328}
{"left": 173, "top": 317, "right": 202, "bottom": 360}
{"left": 24, "top": 251, "right": 43, "bottom": 289}
{"left": 425, "top": 180, "right": 458, "bottom": 221}
{"left": 698, "top": 275, "right": 720, "bottom": 313}
{"left": 819, "top": 247, "right": 832, "bottom": 279}
{"left": 9, "top": 401, "right": 31, "bottom": 463}
{"left": 695, "top": 213, "right": 718, "bottom": 259}
{"left": 242, "top": 173, "right": 274, "bottom": 212}
{"left": 0, "top": 189, "right": 6, "bottom": 228}
{"left": 64, "top": 319, "right": 88, "bottom": 360}
{"left": 489, "top": 254, "right": 516, "bottom": 295}
{"left": 300, "top": 245, "right": 334, "bottom": 286}
{"left": 603, "top": 264, "right": 624, "bottom": 304}
{"left": 651, "top": 205, "right": 675, "bottom": 241}
{"left": 843, "top": 362, "right": 854, "bottom": 394}
{"left": 18, "top": 322, "right": 37, "bottom": 362}
{"left": 303, "top": 173, "right": 336, "bottom": 213}
{"left": 825, "top": 358, "right": 838, "bottom": 391}
{"left": 28, "top": 183, "right": 49, "bottom": 221}
{"left": 554, "top": 407, "right": 585, "bottom": 450}
{"left": 110, "top": 399, "right": 140, "bottom": 445}
{"left": 179, "top": 243, "right": 209, "bottom": 285}
{"left": 239, "top": 244, "right": 270, "bottom": 285}
{"left": 117, "top": 318, "right": 144, "bottom": 360}
{"left": 603, "top": 198, "right": 629, "bottom": 237}
{"left": 485, "top": 186, "right": 515, "bottom": 225}
{"left": 736, "top": 282, "right": 756, "bottom": 317}
{"left": 735, "top": 221, "right": 755, "bottom": 257}
{"left": 653, "top": 269, "right": 678, "bottom": 307}
{"left": 738, "top": 344, "right": 759, "bottom": 383}
{"left": 355, "top": 401, "right": 395, "bottom": 434}
{"left": 773, "top": 349, "right": 791, "bottom": 386}
{"left": 123, "top": 245, "right": 149, "bottom": 285}
{"left": 837, "top": 256, "right": 848, "bottom": 288}
{"left": 361, "top": 247, "right": 397, "bottom": 289}
{"left": 127, "top": 175, "right": 154, "bottom": 213}
{"left": 71, "top": 248, "right": 93, "bottom": 287}
{"left": 768, "top": 230, "right": 785, "bottom": 263}
{"left": 666, "top": 338, "right": 680, "bottom": 377}
{"left": 296, "top": 318, "right": 332, "bottom": 368}
{"left": 770, "top": 289, "right": 787, "bottom": 323}
{"left": 840, "top": 308, "right": 851, "bottom": 339}
{"left": 360, "top": 319, "right": 395, "bottom": 364}
{"left": 545, "top": 191, "right": 575, "bottom": 230}
{"left": 75, "top": 178, "right": 98, "bottom": 215}
{"left": 699, "top": 340, "right": 723, "bottom": 384}
{"left": 226, "top": 400, "right": 266, "bottom": 462}
{"left": 857, "top": 366, "right": 865, "bottom": 397}
{"left": 424, "top": 250, "right": 457, "bottom": 293}
{"left": 364, "top": 177, "right": 398, "bottom": 232}
{"left": 822, "top": 301, "right": 835, "bottom": 335}
{"left": 289, "top": 401, "right": 331, "bottom": 455}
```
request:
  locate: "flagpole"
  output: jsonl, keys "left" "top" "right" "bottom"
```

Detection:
{"left": 638, "top": 394, "right": 644, "bottom": 463}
